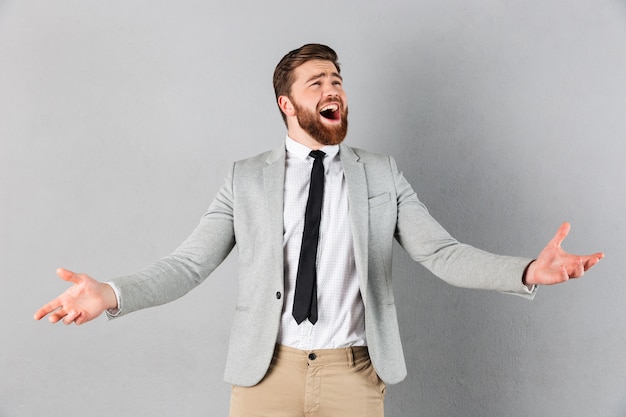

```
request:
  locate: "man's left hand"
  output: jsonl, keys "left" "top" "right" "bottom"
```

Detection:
{"left": 524, "top": 222, "right": 604, "bottom": 286}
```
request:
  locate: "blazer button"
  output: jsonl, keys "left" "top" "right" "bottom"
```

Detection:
{"left": 308, "top": 353, "right": 316, "bottom": 360}
{"left": 276, "top": 292, "right": 282, "bottom": 300}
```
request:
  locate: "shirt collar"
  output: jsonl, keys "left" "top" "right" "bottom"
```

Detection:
{"left": 285, "top": 135, "right": 340, "bottom": 162}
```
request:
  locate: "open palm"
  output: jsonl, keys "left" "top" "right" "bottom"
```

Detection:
{"left": 34, "top": 268, "right": 117, "bottom": 325}
{"left": 525, "top": 223, "right": 604, "bottom": 286}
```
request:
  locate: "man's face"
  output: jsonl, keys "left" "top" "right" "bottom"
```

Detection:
{"left": 285, "top": 59, "right": 348, "bottom": 147}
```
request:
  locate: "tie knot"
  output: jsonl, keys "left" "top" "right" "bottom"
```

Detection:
{"left": 309, "top": 150, "right": 326, "bottom": 160}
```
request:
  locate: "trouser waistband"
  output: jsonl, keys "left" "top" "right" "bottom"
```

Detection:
{"left": 274, "top": 344, "right": 369, "bottom": 367}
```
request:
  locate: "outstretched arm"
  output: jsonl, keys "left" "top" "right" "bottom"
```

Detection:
{"left": 523, "top": 222, "right": 604, "bottom": 286}
{"left": 34, "top": 268, "right": 118, "bottom": 325}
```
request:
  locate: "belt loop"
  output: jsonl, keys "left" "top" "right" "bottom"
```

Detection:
{"left": 346, "top": 347, "right": 355, "bottom": 367}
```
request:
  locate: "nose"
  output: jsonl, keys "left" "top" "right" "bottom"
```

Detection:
{"left": 323, "top": 81, "right": 341, "bottom": 97}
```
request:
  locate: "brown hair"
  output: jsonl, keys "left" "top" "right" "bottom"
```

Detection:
{"left": 273, "top": 43, "right": 340, "bottom": 125}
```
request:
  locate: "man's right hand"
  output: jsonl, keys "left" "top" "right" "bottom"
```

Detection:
{"left": 34, "top": 268, "right": 118, "bottom": 325}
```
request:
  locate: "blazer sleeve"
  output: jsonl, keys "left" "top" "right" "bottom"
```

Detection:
{"left": 390, "top": 156, "right": 536, "bottom": 298}
{"left": 107, "top": 163, "right": 238, "bottom": 317}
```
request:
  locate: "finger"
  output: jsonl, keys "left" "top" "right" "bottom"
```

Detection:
{"left": 63, "top": 310, "right": 80, "bottom": 325}
{"left": 56, "top": 268, "right": 81, "bottom": 285}
{"left": 74, "top": 312, "right": 86, "bottom": 326}
{"left": 557, "top": 265, "right": 570, "bottom": 283}
{"left": 48, "top": 308, "right": 66, "bottom": 323}
{"left": 583, "top": 252, "right": 605, "bottom": 270}
{"left": 34, "top": 299, "right": 62, "bottom": 320}
{"left": 570, "top": 261, "right": 585, "bottom": 278}
{"left": 550, "top": 222, "right": 571, "bottom": 248}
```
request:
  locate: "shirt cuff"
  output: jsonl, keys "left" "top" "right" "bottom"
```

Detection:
{"left": 523, "top": 283, "right": 537, "bottom": 294}
{"left": 522, "top": 260, "right": 538, "bottom": 294}
{"left": 104, "top": 281, "right": 122, "bottom": 318}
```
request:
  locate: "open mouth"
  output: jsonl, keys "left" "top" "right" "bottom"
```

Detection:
{"left": 319, "top": 103, "right": 341, "bottom": 121}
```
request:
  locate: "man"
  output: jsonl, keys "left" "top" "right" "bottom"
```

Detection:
{"left": 34, "top": 44, "right": 604, "bottom": 417}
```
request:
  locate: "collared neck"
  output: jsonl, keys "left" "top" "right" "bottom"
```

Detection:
{"left": 285, "top": 135, "right": 340, "bottom": 161}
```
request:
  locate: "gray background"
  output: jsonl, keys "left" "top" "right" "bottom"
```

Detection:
{"left": 1, "top": 0, "right": 625, "bottom": 416}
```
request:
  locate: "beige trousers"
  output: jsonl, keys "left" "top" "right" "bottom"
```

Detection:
{"left": 229, "top": 345, "right": 386, "bottom": 417}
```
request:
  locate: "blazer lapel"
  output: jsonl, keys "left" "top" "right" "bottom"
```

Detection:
{"left": 340, "top": 144, "right": 370, "bottom": 304}
{"left": 263, "top": 145, "right": 286, "bottom": 273}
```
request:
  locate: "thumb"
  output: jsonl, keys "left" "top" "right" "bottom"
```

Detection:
{"left": 56, "top": 268, "right": 81, "bottom": 284}
{"left": 551, "top": 222, "right": 571, "bottom": 248}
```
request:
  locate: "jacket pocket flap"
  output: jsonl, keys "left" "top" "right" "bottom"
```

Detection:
{"left": 368, "top": 192, "right": 391, "bottom": 208}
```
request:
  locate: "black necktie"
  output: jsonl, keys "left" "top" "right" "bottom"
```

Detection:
{"left": 292, "top": 150, "right": 326, "bottom": 325}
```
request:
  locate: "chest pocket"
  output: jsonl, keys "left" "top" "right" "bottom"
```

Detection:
{"left": 368, "top": 192, "right": 391, "bottom": 209}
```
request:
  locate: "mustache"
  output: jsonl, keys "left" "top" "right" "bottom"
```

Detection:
{"left": 317, "top": 96, "right": 346, "bottom": 110}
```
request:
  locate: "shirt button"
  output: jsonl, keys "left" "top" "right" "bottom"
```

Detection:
{"left": 276, "top": 292, "right": 282, "bottom": 300}
{"left": 308, "top": 353, "right": 316, "bottom": 361}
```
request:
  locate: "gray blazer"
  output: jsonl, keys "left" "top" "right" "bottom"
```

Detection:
{"left": 109, "top": 143, "right": 534, "bottom": 386}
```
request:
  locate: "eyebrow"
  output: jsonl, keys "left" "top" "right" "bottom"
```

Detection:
{"left": 305, "top": 71, "right": 343, "bottom": 84}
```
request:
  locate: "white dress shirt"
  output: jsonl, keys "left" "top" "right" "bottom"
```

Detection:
{"left": 277, "top": 136, "right": 367, "bottom": 350}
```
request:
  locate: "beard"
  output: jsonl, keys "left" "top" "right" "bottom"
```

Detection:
{"left": 292, "top": 99, "right": 349, "bottom": 146}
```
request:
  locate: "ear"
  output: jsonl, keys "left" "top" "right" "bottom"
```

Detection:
{"left": 278, "top": 95, "right": 296, "bottom": 117}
